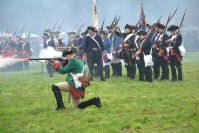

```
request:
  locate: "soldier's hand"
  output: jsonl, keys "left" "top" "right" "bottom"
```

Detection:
{"left": 51, "top": 59, "right": 55, "bottom": 64}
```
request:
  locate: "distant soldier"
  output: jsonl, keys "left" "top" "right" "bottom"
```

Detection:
{"left": 43, "top": 31, "right": 55, "bottom": 77}
{"left": 100, "top": 30, "right": 111, "bottom": 78}
{"left": 21, "top": 34, "right": 31, "bottom": 70}
{"left": 83, "top": 26, "right": 106, "bottom": 81}
{"left": 107, "top": 25, "right": 122, "bottom": 76}
{"left": 66, "top": 31, "right": 78, "bottom": 47}
{"left": 167, "top": 25, "right": 184, "bottom": 81}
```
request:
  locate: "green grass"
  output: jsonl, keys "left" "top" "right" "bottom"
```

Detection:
{"left": 0, "top": 52, "right": 199, "bottom": 133}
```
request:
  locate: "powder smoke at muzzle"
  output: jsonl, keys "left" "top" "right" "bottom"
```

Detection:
{"left": 0, "top": 56, "right": 18, "bottom": 69}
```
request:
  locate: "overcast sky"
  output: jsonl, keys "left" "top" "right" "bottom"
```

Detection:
{"left": 0, "top": 0, "right": 198, "bottom": 35}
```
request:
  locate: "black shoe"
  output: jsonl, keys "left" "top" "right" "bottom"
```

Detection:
{"left": 55, "top": 106, "right": 65, "bottom": 111}
{"left": 95, "top": 97, "right": 101, "bottom": 108}
{"left": 171, "top": 78, "right": 177, "bottom": 82}
{"left": 100, "top": 78, "right": 105, "bottom": 81}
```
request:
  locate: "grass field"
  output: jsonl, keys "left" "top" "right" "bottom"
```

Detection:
{"left": 0, "top": 52, "right": 199, "bottom": 133}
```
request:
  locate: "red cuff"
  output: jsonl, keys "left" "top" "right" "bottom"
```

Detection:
{"left": 139, "top": 49, "right": 143, "bottom": 53}
{"left": 53, "top": 63, "right": 61, "bottom": 72}
{"left": 124, "top": 43, "right": 130, "bottom": 48}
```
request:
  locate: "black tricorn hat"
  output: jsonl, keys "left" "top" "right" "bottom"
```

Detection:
{"left": 43, "top": 32, "right": 49, "bottom": 37}
{"left": 62, "top": 47, "right": 77, "bottom": 56}
{"left": 146, "top": 24, "right": 152, "bottom": 29}
{"left": 137, "top": 30, "right": 147, "bottom": 36}
{"left": 44, "top": 29, "right": 51, "bottom": 33}
{"left": 67, "top": 31, "right": 76, "bottom": 36}
{"left": 124, "top": 24, "right": 133, "bottom": 31}
{"left": 87, "top": 25, "right": 98, "bottom": 32}
{"left": 156, "top": 23, "right": 165, "bottom": 29}
{"left": 106, "top": 25, "right": 113, "bottom": 29}
{"left": 167, "top": 25, "right": 179, "bottom": 31}
{"left": 16, "top": 35, "right": 22, "bottom": 40}
{"left": 99, "top": 30, "right": 108, "bottom": 35}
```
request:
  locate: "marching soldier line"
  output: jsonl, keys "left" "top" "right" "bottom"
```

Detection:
{"left": 0, "top": 14, "right": 185, "bottom": 82}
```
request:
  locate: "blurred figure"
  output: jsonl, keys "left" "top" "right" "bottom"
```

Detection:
{"left": 100, "top": 30, "right": 111, "bottom": 78}
{"left": 21, "top": 34, "right": 31, "bottom": 70}
{"left": 66, "top": 31, "right": 78, "bottom": 47}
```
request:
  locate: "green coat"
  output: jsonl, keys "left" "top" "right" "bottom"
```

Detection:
{"left": 58, "top": 57, "right": 84, "bottom": 94}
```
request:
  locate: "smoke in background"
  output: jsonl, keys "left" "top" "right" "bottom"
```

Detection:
{"left": 39, "top": 47, "right": 62, "bottom": 58}
{"left": 0, "top": 56, "right": 18, "bottom": 69}
{"left": 0, "top": 0, "right": 198, "bottom": 36}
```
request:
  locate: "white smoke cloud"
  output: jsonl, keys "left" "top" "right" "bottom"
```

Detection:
{"left": 39, "top": 47, "right": 62, "bottom": 58}
{"left": 0, "top": 56, "right": 17, "bottom": 69}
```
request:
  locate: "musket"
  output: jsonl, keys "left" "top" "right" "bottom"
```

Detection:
{"left": 29, "top": 58, "right": 64, "bottom": 61}
{"left": 100, "top": 17, "right": 106, "bottom": 31}
{"left": 107, "top": 15, "right": 117, "bottom": 33}
{"left": 57, "top": 19, "right": 65, "bottom": 31}
{"left": 9, "top": 25, "right": 15, "bottom": 34}
{"left": 168, "top": 7, "right": 179, "bottom": 23}
{"left": 21, "top": 25, "right": 25, "bottom": 37}
{"left": 135, "top": 19, "right": 140, "bottom": 26}
{"left": 12, "top": 27, "right": 18, "bottom": 37}
{"left": 76, "top": 16, "right": 89, "bottom": 34}
{"left": 52, "top": 18, "right": 59, "bottom": 32}
{"left": 4, "top": 26, "right": 8, "bottom": 33}
{"left": 141, "top": 16, "right": 162, "bottom": 45}
{"left": 161, "top": 12, "right": 171, "bottom": 47}
{"left": 176, "top": 9, "right": 186, "bottom": 40}
{"left": 117, "top": 24, "right": 133, "bottom": 66}
{"left": 26, "top": 27, "right": 31, "bottom": 42}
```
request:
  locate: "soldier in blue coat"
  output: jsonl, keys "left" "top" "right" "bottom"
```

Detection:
{"left": 135, "top": 31, "right": 153, "bottom": 82}
{"left": 83, "top": 26, "right": 106, "bottom": 81}
{"left": 167, "top": 25, "right": 184, "bottom": 81}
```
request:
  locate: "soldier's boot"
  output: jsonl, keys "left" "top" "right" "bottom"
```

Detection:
{"left": 77, "top": 97, "right": 101, "bottom": 109}
{"left": 116, "top": 62, "right": 122, "bottom": 76}
{"left": 171, "top": 66, "right": 177, "bottom": 81}
{"left": 52, "top": 85, "right": 65, "bottom": 110}
{"left": 132, "top": 66, "right": 136, "bottom": 79}
{"left": 177, "top": 66, "right": 183, "bottom": 81}
{"left": 139, "top": 69, "right": 144, "bottom": 81}
{"left": 111, "top": 63, "right": 116, "bottom": 76}
{"left": 165, "top": 65, "right": 169, "bottom": 80}
{"left": 145, "top": 68, "right": 153, "bottom": 82}
{"left": 154, "top": 67, "right": 160, "bottom": 79}
{"left": 99, "top": 69, "right": 105, "bottom": 81}
{"left": 105, "top": 65, "right": 110, "bottom": 78}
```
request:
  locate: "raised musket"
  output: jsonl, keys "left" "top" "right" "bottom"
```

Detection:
{"left": 52, "top": 18, "right": 59, "bottom": 32}
{"left": 76, "top": 16, "right": 90, "bottom": 34}
{"left": 100, "top": 17, "right": 106, "bottom": 31}
{"left": 176, "top": 9, "right": 186, "bottom": 40}
{"left": 57, "top": 19, "right": 65, "bottom": 31}
{"left": 168, "top": 7, "right": 179, "bottom": 23}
